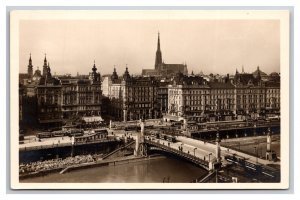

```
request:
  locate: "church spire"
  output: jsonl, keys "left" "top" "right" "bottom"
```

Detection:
{"left": 155, "top": 32, "right": 162, "bottom": 70}
{"left": 44, "top": 53, "right": 47, "bottom": 65}
{"left": 27, "top": 53, "right": 33, "bottom": 78}
{"left": 157, "top": 31, "right": 161, "bottom": 51}
{"left": 43, "top": 53, "right": 48, "bottom": 76}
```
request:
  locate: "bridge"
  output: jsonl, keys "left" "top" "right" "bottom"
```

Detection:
{"left": 144, "top": 139, "right": 210, "bottom": 170}
{"left": 131, "top": 119, "right": 279, "bottom": 176}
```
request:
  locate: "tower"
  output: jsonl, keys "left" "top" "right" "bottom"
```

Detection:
{"left": 47, "top": 62, "right": 52, "bottom": 77}
{"left": 154, "top": 32, "right": 162, "bottom": 70}
{"left": 123, "top": 65, "right": 131, "bottom": 81}
{"left": 42, "top": 54, "right": 48, "bottom": 76}
{"left": 111, "top": 66, "right": 119, "bottom": 81}
{"left": 27, "top": 53, "right": 33, "bottom": 78}
{"left": 90, "top": 60, "right": 101, "bottom": 83}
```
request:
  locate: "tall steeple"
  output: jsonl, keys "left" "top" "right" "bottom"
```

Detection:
{"left": 157, "top": 32, "right": 161, "bottom": 51}
{"left": 155, "top": 32, "right": 162, "bottom": 70}
{"left": 43, "top": 53, "right": 48, "bottom": 76}
{"left": 27, "top": 53, "right": 33, "bottom": 78}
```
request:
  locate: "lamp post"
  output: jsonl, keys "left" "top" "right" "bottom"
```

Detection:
{"left": 194, "top": 147, "right": 197, "bottom": 156}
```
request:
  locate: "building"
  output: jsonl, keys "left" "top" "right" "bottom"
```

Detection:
{"left": 208, "top": 79, "right": 236, "bottom": 121}
{"left": 165, "top": 67, "right": 280, "bottom": 122}
{"left": 19, "top": 55, "right": 43, "bottom": 131}
{"left": 36, "top": 56, "right": 63, "bottom": 129}
{"left": 233, "top": 68, "right": 266, "bottom": 119}
{"left": 265, "top": 79, "right": 280, "bottom": 117}
{"left": 105, "top": 67, "right": 160, "bottom": 122}
{"left": 142, "top": 33, "right": 188, "bottom": 77}
{"left": 123, "top": 71, "right": 160, "bottom": 121}
{"left": 24, "top": 55, "right": 103, "bottom": 129}
{"left": 59, "top": 62, "right": 102, "bottom": 122}
{"left": 166, "top": 72, "right": 210, "bottom": 122}
{"left": 157, "top": 80, "right": 170, "bottom": 116}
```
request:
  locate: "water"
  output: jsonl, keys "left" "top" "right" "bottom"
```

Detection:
{"left": 21, "top": 156, "right": 208, "bottom": 183}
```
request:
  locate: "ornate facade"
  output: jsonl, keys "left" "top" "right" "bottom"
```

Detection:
{"left": 22, "top": 55, "right": 102, "bottom": 129}
{"left": 105, "top": 67, "right": 160, "bottom": 122}
{"left": 166, "top": 67, "right": 280, "bottom": 122}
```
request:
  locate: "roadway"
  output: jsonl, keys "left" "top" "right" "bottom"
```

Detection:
{"left": 176, "top": 136, "right": 277, "bottom": 165}
{"left": 145, "top": 135, "right": 216, "bottom": 162}
{"left": 108, "top": 126, "right": 277, "bottom": 166}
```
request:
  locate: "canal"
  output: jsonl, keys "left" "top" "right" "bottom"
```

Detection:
{"left": 20, "top": 156, "right": 208, "bottom": 183}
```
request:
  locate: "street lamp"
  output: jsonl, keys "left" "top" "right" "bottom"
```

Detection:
{"left": 193, "top": 147, "right": 197, "bottom": 156}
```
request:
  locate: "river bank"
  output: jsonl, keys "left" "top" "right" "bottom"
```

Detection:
{"left": 19, "top": 154, "right": 167, "bottom": 180}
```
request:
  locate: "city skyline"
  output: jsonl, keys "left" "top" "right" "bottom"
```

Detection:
{"left": 19, "top": 19, "right": 280, "bottom": 76}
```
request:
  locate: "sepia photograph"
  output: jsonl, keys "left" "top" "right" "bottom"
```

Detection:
{"left": 10, "top": 10, "right": 290, "bottom": 189}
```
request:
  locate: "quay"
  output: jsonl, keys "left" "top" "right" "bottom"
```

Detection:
{"left": 19, "top": 154, "right": 165, "bottom": 180}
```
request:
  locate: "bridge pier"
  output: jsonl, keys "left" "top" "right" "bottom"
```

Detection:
{"left": 208, "top": 130, "right": 222, "bottom": 172}
{"left": 266, "top": 127, "right": 277, "bottom": 161}
{"left": 134, "top": 119, "right": 147, "bottom": 157}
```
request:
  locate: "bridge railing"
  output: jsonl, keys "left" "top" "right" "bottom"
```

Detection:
{"left": 145, "top": 139, "right": 209, "bottom": 168}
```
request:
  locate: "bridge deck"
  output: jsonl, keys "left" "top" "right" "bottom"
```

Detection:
{"left": 145, "top": 139, "right": 209, "bottom": 170}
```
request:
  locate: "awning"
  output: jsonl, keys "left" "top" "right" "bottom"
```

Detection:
{"left": 82, "top": 116, "right": 104, "bottom": 123}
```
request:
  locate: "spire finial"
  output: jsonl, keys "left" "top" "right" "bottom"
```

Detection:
{"left": 157, "top": 32, "right": 161, "bottom": 51}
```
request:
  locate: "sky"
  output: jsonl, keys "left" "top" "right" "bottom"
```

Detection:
{"left": 19, "top": 19, "right": 280, "bottom": 76}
